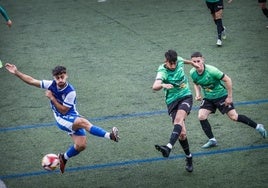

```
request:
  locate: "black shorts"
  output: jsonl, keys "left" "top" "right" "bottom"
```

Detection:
{"left": 258, "top": 0, "right": 266, "bottom": 3}
{"left": 200, "top": 95, "right": 235, "bottom": 114}
{"left": 206, "top": 0, "right": 224, "bottom": 14}
{"left": 167, "top": 95, "right": 193, "bottom": 122}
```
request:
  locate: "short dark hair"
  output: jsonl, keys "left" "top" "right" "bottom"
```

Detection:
{"left": 165, "top": 50, "right": 177, "bottom": 63}
{"left": 52, "top": 66, "right": 66, "bottom": 76}
{"left": 191, "top": 52, "right": 203, "bottom": 58}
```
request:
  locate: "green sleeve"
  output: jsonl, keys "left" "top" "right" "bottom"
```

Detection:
{"left": 189, "top": 68, "right": 196, "bottom": 83}
{"left": 0, "top": 6, "right": 10, "bottom": 21}
{"left": 177, "top": 56, "right": 184, "bottom": 62}
{"left": 209, "top": 65, "right": 224, "bottom": 80}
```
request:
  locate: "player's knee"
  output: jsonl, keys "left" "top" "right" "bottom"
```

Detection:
{"left": 76, "top": 144, "right": 87, "bottom": 152}
{"left": 174, "top": 117, "right": 184, "bottom": 125}
{"left": 228, "top": 113, "right": 238, "bottom": 121}
{"left": 260, "top": 3, "right": 266, "bottom": 9}
{"left": 198, "top": 114, "right": 207, "bottom": 121}
{"left": 74, "top": 117, "right": 92, "bottom": 130}
{"left": 179, "top": 129, "right": 187, "bottom": 140}
{"left": 215, "top": 10, "right": 223, "bottom": 19}
{"left": 179, "top": 133, "right": 187, "bottom": 140}
{"left": 74, "top": 117, "right": 84, "bottom": 126}
{"left": 74, "top": 136, "right": 87, "bottom": 152}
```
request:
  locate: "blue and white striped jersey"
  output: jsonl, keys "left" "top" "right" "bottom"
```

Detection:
{"left": 41, "top": 80, "right": 79, "bottom": 117}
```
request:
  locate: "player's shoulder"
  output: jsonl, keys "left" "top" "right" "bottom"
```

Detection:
{"left": 205, "top": 64, "right": 224, "bottom": 77}
{"left": 205, "top": 64, "right": 220, "bottom": 72}
{"left": 157, "top": 64, "right": 166, "bottom": 71}
{"left": 205, "top": 64, "right": 215, "bottom": 69}
{"left": 67, "top": 83, "right": 76, "bottom": 91}
{"left": 177, "top": 56, "right": 184, "bottom": 62}
{"left": 41, "top": 80, "right": 54, "bottom": 89}
{"left": 189, "top": 67, "right": 197, "bottom": 76}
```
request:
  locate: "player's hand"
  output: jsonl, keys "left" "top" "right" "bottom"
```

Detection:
{"left": 227, "top": 0, "right": 232, "bottom": 3}
{"left": 191, "top": 61, "right": 201, "bottom": 69}
{"left": 6, "top": 20, "right": 12, "bottom": 27}
{"left": 225, "top": 96, "right": 233, "bottom": 106}
{"left": 5, "top": 63, "right": 17, "bottom": 74}
{"left": 195, "top": 95, "right": 202, "bottom": 101}
{"left": 162, "top": 83, "right": 174, "bottom": 89}
{"left": 45, "top": 90, "right": 55, "bottom": 101}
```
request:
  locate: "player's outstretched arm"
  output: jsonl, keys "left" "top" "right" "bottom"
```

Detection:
{"left": 45, "top": 90, "right": 70, "bottom": 115}
{"left": 182, "top": 59, "right": 193, "bottom": 64}
{"left": 183, "top": 59, "right": 200, "bottom": 69}
{"left": 5, "top": 63, "right": 41, "bottom": 88}
{"left": 152, "top": 79, "right": 174, "bottom": 91}
{"left": 0, "top": 6, "right": 12, "bottom": 27}
{"left": 6, "top": 19, "right": 12, "bottom": 27}
{"left": 193, "top": 83, "right": 202, "bottom": 101}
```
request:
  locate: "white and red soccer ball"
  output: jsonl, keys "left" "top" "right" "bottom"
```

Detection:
{"left": 41, "top": 153, "right": 60, "bottom": 171}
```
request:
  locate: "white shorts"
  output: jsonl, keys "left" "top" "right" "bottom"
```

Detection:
{"left": 53, "top": 113, "right": 86, "bottom": 136}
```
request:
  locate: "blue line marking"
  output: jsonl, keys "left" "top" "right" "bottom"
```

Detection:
{"left": 1, "top": 99, "right": 268, "bottom": 133}
{"left": 1, "top": 144, "right": 268, "bottom": 180}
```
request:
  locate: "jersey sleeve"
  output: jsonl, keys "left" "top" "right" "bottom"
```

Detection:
{"left": 209, "top": 65, "right": 224, "bottom": 80}
{"left": 189, "top": 68, "right": 197, "bottom": 83}
{"left": 0, "top": 6, "right": 10, "bottom": 21}
{"left": 41, "top": 80, "right": 53, "bottom": 89}
{"left": 63, "top": 91, "right": 76, "bottom": 108}
{"left": 155, "top": 72, "right": 164, "bottom": 80}
{"left": 155, "top": 65, "right": 166, "bottom": 80}
{"left": 177, "top": 56, "right": 184, "bottom": 62}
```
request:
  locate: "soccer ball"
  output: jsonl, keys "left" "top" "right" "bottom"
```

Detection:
{"left": 41, "top": 153, "right": 60, "bottom": 171}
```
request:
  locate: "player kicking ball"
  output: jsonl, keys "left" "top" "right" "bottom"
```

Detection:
{"left": 5, "top": 63, "right": 119, "bottom": 173}
{"left": 152, "top": 50, "right": 200, "bottom": 173}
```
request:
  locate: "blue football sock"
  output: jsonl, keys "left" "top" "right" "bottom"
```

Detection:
{"left": 66, "top": 145, "right": 80, "bottom": 159}
{"left": 89, "top": 125, "right": 106, "bottom": 137}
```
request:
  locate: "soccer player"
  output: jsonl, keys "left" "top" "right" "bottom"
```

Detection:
{"left": 189, "top": 52, "right": 267, "bottom": 148}
{"left": 0, "top": 6, "right": 12, "bottom": 27}
{"left": 258, "top": 0, "right": 268, "bottom": 28}
{"left": 5, "top": 63, "right": 119, "bottom": 173}
{"left": 152, "top": 50, "right": 199, "bottom": 172}
{"left": 205, "top": 0, "right": 232, "bottom": 46}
